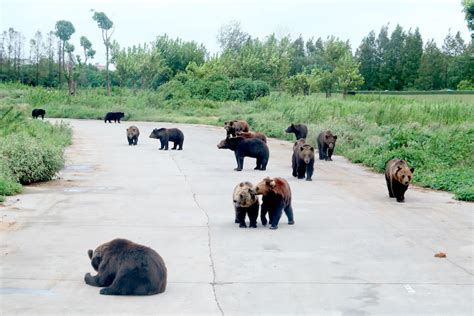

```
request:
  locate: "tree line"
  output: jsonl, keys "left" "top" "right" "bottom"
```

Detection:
{"left": 1, "top": 2, "right": 473, "bottom": 97}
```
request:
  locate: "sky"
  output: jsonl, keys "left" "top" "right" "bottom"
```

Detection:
{"left": 1, "top": 0, "right": 471, "bottom": 65}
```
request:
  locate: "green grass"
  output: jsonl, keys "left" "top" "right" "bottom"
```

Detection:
{"left": 0, "top": 97, "right": 72, "bottom": 202}
{"left": 1, "top": 83, "right": 472, "bottom": 201}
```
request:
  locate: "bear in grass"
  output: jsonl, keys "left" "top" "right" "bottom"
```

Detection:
{"left": 224, "top": 120, "right": 250, "bottom": 137}
{"left": 292, "top": 139, "right": 315, "bottom": 181}
{"left": 285, "top": 124, "right": 308, "bottom": 140}
{"left": 84, "top": 238, "right": 167, "bottom": 296}
{"left": 104, "top": 112, "right": 125, "bottom": 123}
{"left": 149, "top": 127, "right": 184, "bottom": 150}
{"left": 233, "top": 181, "right": 259, "bottom": 228}
{"left": 385, "top": 159, "right": 415, "bottom": 203}
{"left": 217, "top": 137, "right": 269, "bottom": 171}
{"left": 126, "top": 126, "right": 140, "bottom": 146}
{"left": 255, "top": 177, "right": 294, "bottom": 230}
{"left": 32, "top": 108, "right": 46, "bottom": 120}
{"left": 236, "top": 131, "right": 267, "bottom": 143}
{"left": 317, "top": 130, "right": 337, "bottom": 161}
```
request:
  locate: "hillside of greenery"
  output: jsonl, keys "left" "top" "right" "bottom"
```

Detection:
{"left": 1, "top": 83, "right": 472, "bottom": 201}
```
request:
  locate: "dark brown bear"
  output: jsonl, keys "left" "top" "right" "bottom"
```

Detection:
{"left": 32, "top": 108, "right": 46, "bottom": 119}
{"left": 385, "top": 159, "right": 415, "bottom": 203}
{"left": 292, "top": 141, "right": 315, "bottom": 181}
{"left": 104, "top": 112, "right": 125, "bottom": 123}
{"left": 285, "top": 124, "right": 308, "bottom": 140}
{"left": 255, "top": 177, "right": 294, "bottom": 230}
{"left": 317, "top": 130, "right": 337, "bottom": 161}
{"left": 84, "top": 238, "right": 167, "bottom": 296}
{"left": 217, "top": 137, "right": 269, "bottom": 171}
{"left": 224, "top": 120, "right": 250, "bottom": 137}
{"left": 236, "top": 131, "right": 267, "bottom": 143}
{"left": 233, "top": 181, "right": 259, "bottom": 228}
{"left": 126, "top": 126, "right": 140, "bottom": 146}
{"left": 149, "top": 128, "right": 184, "bottom": 150}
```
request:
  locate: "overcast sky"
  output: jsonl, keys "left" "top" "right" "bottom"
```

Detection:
{"left": 1, "top": 0, "right": 470, "bottom": 64}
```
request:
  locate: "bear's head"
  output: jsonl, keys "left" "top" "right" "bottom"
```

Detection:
{"left": 149, "top": 128, "right": 166, "bottom": 139}
{"left": 217, "top": 137, "right": 242, "bottom": 150}
{"left": 394, "top": 165, "right": 415, "bottom": 186}
{"left": 126, "top": 126, "right": 137, "bottom": 137}
{"left": 324, "top": 131, "right": 337, "bottom": 149}
{"left": 293, "top": 138, "right": 306, "bottom": 149}
{"left": 285, "top": 124, "right": 296, "bottom": 133}
{"left": 299, "top": 144, "right": 315, "bottom": 164}
{"left": 118, "top": 112, "right": 125, "bottom": 119}
{"left": 224, "top": 121, "right": 236, "bottom": 132}
{"left": 87, "top": 248, "right": 102, "bottom": 271}
{"left": 254, "top": 177, "right": 276, "bottom": 195}
{"left": 233, "top": 182, "right": 258, "bottom": 207}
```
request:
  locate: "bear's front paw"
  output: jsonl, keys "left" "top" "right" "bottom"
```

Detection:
{"left": 234, "top": 168, "right": 242, "bottom": 171}
{"left": 249, "top": 224, "right": 257, "bottom": 228}
{"left": 84, "top": 273, "right": 93, "bottom": 284}
{"left": 306, "top": 178, "right": 312, "bottom": 181}
{"left": 288, "top": 220, "right": 295, "bottom": 225}
{"left": 396, "top": 198, "right": 405, "bottom": 203}
{"left": 269, "top": 225, "right": 278, "bottom": 230}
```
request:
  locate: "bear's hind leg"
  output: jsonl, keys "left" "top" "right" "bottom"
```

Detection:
{"left": 236, "top": 209, "right": 247, "bottom": 228}
{"left": 269, "top": 207, "right": 283, "bottom": 230}
{"left": 248, "top": 203, "right": 259, "bottom": 228}
{"left": 284, "top": 204, "right": 295, "bottom": 225}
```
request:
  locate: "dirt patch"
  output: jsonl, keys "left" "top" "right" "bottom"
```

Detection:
{"left": 0, "top": 220, "right": 18, "bottom": 232}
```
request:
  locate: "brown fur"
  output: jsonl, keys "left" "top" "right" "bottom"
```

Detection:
{"left": 292, "top": 142, "right": 315, "bottom": 180}
{"left": 224, "top": 120, "right": 250, "bottom": 137}
{"left": 233, "top": 182, "right": 259, "bottom": 228}
{"left": 236, "top": 131, "right": 267, "bottom": 143}
{"left": 293, "top": 138, "right": 306, "bottom": 149}
{"left": 255, "top": 177, "right": 294, "bottom": 229}
{"left": 126, "top": 126, "right": 140, "bottom": 146}
{"left": 385, "top": 159, "right": 414, "bottom": 202}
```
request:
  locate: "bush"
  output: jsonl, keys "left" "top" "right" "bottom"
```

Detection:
{"left": 1, "top": 133, "right": 65, "bottom": 184}
{"left": 158, "top": 80, "right": 191, "bottom": 100}
{"left": 457, "top": 80, "right": 474, "bottom": 90}
{"left": 231, "top": 78, "right": 256, "bottom": 100}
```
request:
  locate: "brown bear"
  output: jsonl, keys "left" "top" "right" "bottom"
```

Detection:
{"left": 217, "top": 137, "right": 269, "bottom": 171}
{"left": 292, "top": 141, "right": 315, "bottom": 181}
{"left": 285, "top": 124, "right": 308, "bottom": 140}
{"left": 149, "top": 128, "right": 184, "bottom": 150}
{"left": 293, "top": 138, "right": 306, "bottom": 149}
{"left": 126, "top": 126, "right": 140, "bottom": 146}
{"left": 236, "top": 131, "right": 267, "bottom": 143}
{"left": 224, "top": 120, "right": 250, "bottom": 137}
{"left": 255, "top": 177, "right": 294, "bottom": 230}
{"left": 84, "top": 238, "right": 167, "bottom": 296}
{"left": 317, "top": 130, "right": 337, "bottom": 161}
{"left": 385, "top": 159, "right": 415, "bottom": 203}
{"left": 233, "top": 181, "right": 259, "bottom": 228}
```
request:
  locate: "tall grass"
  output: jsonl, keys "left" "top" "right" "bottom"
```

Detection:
{"left": 1, "top": 83, "right": 472, "bottom": 201}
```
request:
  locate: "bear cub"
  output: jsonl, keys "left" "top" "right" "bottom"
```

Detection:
{"left": 84, "top": 238, "right": 167, "bottom": 296}
{"left": 317, "top": 130, "right": 337, "bottom": 161}
{"left": 235, "top": 131, "right": 267, "bottom": 143}
{"left": 255, "top": 177, "right": 294, "bottom": 230}
{"left": 233, "top": 182, "right": 259, "bottom": 228}
{"left": 217, "top": 137, "right": 269, "bottom": 171}
{"left": 224, "top": 120, "right": 250, "bottom": 137}
{"left": 149, "top": 127, "right": 184, "bottom": 150}
{"left": 32, "top": 108, "right": 46, "bottom": 120}
{"left": 385, "top": 159, "right": 414, "bottom": 202}
{"left": 292, "top": 139, "right": 315, "bottom": 181}
{"left": 126, "top": 126, "right": 140, "bottom": 146}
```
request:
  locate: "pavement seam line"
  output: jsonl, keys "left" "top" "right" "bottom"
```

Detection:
{"left": 170, "top": 153, "right": 224, "bottom": 316}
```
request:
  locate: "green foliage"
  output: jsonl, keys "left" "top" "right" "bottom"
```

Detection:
{"left": 284, "top": 73, "right": 310, "bottom": 95}
{"left": 457, "top": 80, "right": 474, "bottom": 90}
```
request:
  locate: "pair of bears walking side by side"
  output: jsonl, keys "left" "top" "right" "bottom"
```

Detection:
{"left": 233, "top": 177, "right": 294, "bottom": 230}
{"left": 85, "top": 238, "right": 167, "bottom": 296}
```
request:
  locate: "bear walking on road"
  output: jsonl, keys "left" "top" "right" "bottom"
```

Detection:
{"left": 149, "top": 128, "right": 184, "bottom": 150}
{"left": 285, "top": 124, "right": 308, "bottom": 140}
{"left": 84, "top": 238, "right": 167, "bottom": 296}
{"left": 126, "top": 126, "right": 140, "bottom": 146}
{"left": 385, "top": 159, "right": 414, "bottom": 203}
{"left": 317, "top": 130, "right": 337, "bottom": 161}
{"left": 292, "top": 139, "right": 315, "bottom": 181}
{"left": 217, "top": 137, "right": 269, "bottom": 171}
{"left": 104, "top": 112, "right": 125, "bottom": 123}
{"left": 32, "top": 108, "right": 46, "bottom": 120}
{"left": 233, "top": 181, "right": 259, "bottom": 228}
{"left": 255, "top": 177, "right": 294, "bottom": 230}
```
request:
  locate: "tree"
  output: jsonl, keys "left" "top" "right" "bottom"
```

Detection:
{"left": 79, "top": 36, "right": 95, "bottom": 64}
{"left": 217, "top": 21, "right": 250, "bottom": 53}
{"left": 442, "top": 30, "right": 467, "bottom": 88}
{"left": 64, "top": 42, "right": 77, "bottom": 95}
{"left": 334, "top": 52, "right": 364, "bottom": 96}
{"left": 55, "top": 20, "right": 75, "bottom": 86}
{"left": 462, "top": 0, "right": 474, "bottom": 39}
{"left": 375, "top": 25, "right": 390, "bottom": 89}
{"left": 310, "top": 69, "right": 336, "bottom": 97}
{"left": 29, "top": 31, "right": 44, "bottom": 85}
{"left": 356, "top": 31, "right": 378, "bottom": 90}
{"left": 401, "top": 28, "right": 423, "bottom": 88}
{"left": 289, "top": 35, "right": 306, "bottom": 75}
{"left": 285, "top": 73, "right": 310, "bottom": 95}
{"left": 384, "top": 24, "right": 405, "bottom": 90}
{"left": 92, "top": 10, "right": 114, "bottom": 96}
{"left": 415, "top": 40, "right": 445, "bottom": 90}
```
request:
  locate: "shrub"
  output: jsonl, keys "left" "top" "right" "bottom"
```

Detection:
{"left": 231, "top": 78, "right": 256, "bottom": 100}
{"left": 158, "top": 80, "right": 191, "bottom": 100}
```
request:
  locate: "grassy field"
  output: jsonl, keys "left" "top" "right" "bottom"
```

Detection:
{"left": 0, "top": 92, "right": 72, "bottom": 202}
{"left": 1, "top": 83, "right": 473, "bottom": 201}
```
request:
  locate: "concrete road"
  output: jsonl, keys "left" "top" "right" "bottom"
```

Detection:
{"left": 1, "top": 119, "right": 472, "bottom": 315}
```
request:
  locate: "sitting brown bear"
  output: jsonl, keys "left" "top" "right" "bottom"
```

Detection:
{"left": 385, "top": 159, "right": 415, "bottom": 203}
{"left": 84, "top": 238, "right": 167, "bottom": 296}
{"left": 236, "top": 131, "right": 267, "bottom": 143}
{"left": 292, "top": 140, "right": 315, "bottom": 181}
{"left": 255, "top": 177, "right": 294, "bottom": 230}
{"left": 224, "top": 120, "right": 250, "bottom": 137}
{"left": 233, "top": 181, "right": 259, "bottom": 228}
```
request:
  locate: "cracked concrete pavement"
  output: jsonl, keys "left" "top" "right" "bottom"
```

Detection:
{"left": 0, "top": 119, "right": 473, "bottom": 314}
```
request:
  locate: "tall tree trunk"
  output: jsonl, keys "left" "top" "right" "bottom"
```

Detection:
{"left": 106, "top": 44, "right": 110, "bottom": 96}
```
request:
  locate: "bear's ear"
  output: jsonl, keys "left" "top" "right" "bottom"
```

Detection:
{"left": 239, "top": 182, "right": 245, "bottom": 187}
{"left": 300, "top": 146, "right": 304, "bottom": 151}
{"left": 88, "top": 249, "right": 93, "bottom": 259}
{"left": 410, "top": 167, "right": 415, "bottom": 173}
{"left": 334, "top": 135, "right": 337, "bottom": 139}
{"left": 310, "top": 146, "right": 314, "bottom": 152}
{"left": 291, "top": 123, "right": 294, "bottom": 127}
{"left": 396, "top": 166, "right": 402, "bottom": 172}
{"left": 325, "top": 135, "right": 329, "bottom": 139}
